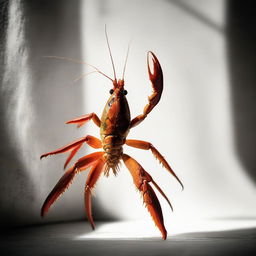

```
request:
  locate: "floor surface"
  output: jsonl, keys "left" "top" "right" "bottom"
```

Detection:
{"left": 1, "top": 221, "right": 256, "bottom": 256}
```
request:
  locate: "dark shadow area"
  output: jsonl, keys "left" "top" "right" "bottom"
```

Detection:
{"left": 0, "top": 0, "right": 35, "bottom": 227}
{"left": 0, "top": 0, "right": 115, "bottom": 228}
{"left": 0, "top": 219, "right": 93, "bottom": 236}
{"left": 227, "top": 0, "right": 256, "bottom": 183}
{"left": 0, "top": 221, "right": 255, "bottom": 256}
{"left": 0, "top": 0, "right": 85, "bottom": 227}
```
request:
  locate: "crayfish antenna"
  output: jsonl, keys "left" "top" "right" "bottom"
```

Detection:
{"left": 72, "top": 71, "right": 98, "bottom": 83}
{"left": 122, "top": 41, "right": 131, "bottom": 80}
{"left": 43, "top": 55, "right": 113, "bottom": 82}
{"left": 105, "top": 25, "right": 117, "bottom": 83}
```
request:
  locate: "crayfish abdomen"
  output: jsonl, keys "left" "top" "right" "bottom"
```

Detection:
{"left": 102, "top": 135, "right": 124, "bottom": 176}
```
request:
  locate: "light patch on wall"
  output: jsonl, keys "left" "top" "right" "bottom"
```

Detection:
{"left": 80, "top": 0, "right": 256, "bottom": 230}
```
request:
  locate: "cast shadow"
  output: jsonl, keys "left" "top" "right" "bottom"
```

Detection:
{"left": 226, "top": 0, "right": 256, "bottom": 183}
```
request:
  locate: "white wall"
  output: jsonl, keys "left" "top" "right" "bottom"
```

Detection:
{"left": 81, "top": 0, "right": 256, "bottom": 228}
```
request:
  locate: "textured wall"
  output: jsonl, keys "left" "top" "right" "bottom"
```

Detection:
{"left": 0, "top": 0, "right": 85, "bottom": 227}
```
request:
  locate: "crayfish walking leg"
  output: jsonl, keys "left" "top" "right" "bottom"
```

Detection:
{"left": 122, "top": 154, "right": 173, "bottom": 240}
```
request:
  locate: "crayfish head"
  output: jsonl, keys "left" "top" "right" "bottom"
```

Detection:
{"left": 109, "top": 79, "right": 127, "bottom": 97}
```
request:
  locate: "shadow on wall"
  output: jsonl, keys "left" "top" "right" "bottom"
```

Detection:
{"left": 0, "top": 0, "right": 113, "bottom": 228}
{"left": 227, "top": 0, "right": 256, "bottom": 183}
{"left": 167, "top": 0, "right": 256, "bottom": 184}
{"left": 0, "top": 0, "right": 32, "bottom": 227}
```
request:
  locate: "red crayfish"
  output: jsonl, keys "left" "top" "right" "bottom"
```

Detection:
{"left": 40, "top": 33, "right": 183, "bottom": 240}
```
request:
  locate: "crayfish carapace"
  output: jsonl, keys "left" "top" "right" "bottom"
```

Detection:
{"left": 40, "top": 33, "right": 183, "bottom": 240}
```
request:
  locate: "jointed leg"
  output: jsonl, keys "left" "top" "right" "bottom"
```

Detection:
{"left": 126, "top": 139, "right": 183, "bottom": 189}
{"left": 130, "top": 52, "right": 163, "bottom": 128}
{"left": 64, "top": 144, "right": 83, "bottom": 169}
{"left": 41, "top": 135, "right": 102, "bottom": 169}
{"left": 41, "top": 152, "right": 104, "bottom": 217}
{"left": 66, "top": 112, "right": 101, "bottom": 128}
{"left": 122, "top": 154, "right": 172, "bottom": 240}
{"left": 85, "top": 158, "right": 105, "bottom": 229}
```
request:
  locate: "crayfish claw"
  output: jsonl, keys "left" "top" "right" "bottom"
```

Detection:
{"left": 130, "top": 52, "right": 163, "bottom": 128}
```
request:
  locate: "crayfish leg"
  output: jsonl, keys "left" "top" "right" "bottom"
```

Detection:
{"left": 40, "top": 135, "right": 102, "bottom": 169}
{"left": 142, "top": 180, "right": 167, "bottom": 240}
{"left": 63, "top": 136, "right": 102, "bottom": 169}
{"left": 40, "top": 136, "right": 89, "bottom": 159}
{"left": 85, "top": 158, "right": 105, "bottom": 229}
{"left": 63, "top": 144, "right": 83, "bottom": 169}
{"left": 122, "top": 154, "right": 167, "bottom": 240}
{"left": 125, "top": 139, "right": 183, "bottom": 189}
{"left": 41, "top": 152, "right": 104, "bottom": 217}
{"left": 66, "top": 112, "right": 101, "bottom": 128}
{"left": 41, "top": 166, "right": 76, "bottom": 217}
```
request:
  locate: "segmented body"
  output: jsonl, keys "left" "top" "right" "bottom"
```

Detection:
{"left": 100, "top": 87, "right": 131, "bottom": 175}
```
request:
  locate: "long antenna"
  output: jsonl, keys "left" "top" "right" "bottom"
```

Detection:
{"left": 105, "top": 25, "right": 117, "bottom": 81}
{"left": 122, "top": 42, "right": 131, "bottom": 80}
{"left": 73, "top": 71, "right": 98, "bottom": 83}
{"left": 43, "top": 55, "right": 113, "bottom": 82}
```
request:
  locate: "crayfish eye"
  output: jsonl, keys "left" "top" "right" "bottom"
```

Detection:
{"left": 109, "top": 89, "right": 114, "bottom": 94}
{"left": 122, "top": 90, "right": 128, "bottom": 95}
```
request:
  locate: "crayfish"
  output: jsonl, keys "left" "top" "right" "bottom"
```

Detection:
{"left": 40, "top": 33, "right": 183, "bottom": 240}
